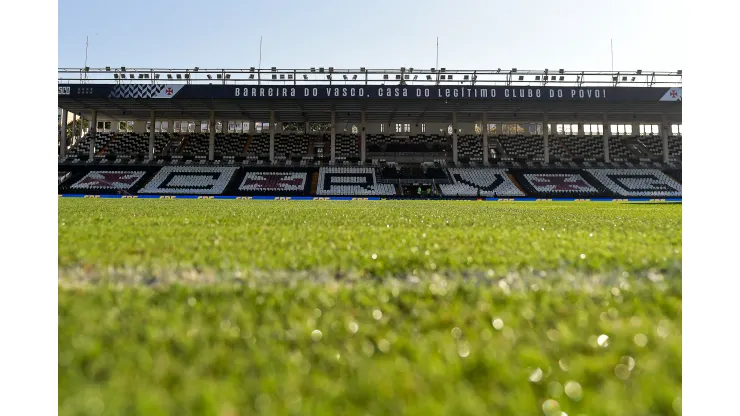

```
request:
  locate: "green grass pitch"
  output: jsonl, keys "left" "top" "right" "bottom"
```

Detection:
{"left": 58, "top": 200, "right": 682, "bottom": 416}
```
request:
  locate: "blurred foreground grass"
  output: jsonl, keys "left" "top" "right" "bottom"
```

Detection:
{"left": 58, "top": 200, "right": 682, "bottom": 415}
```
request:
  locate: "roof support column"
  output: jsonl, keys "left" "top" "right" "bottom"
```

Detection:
{"left": 452, "top": 111, "right": 458, "bottom": 164}
{"left": 269, "top": 110, "right": 275, "bottom": 163}
{"left": 305, "top": 121, "right": 310, "bottom": 135}
{"left": 59, "top": 109, "right": 68, "bottom": 159}
{"left": 543, "top": 112, "right": 550, "bottom": 164}
{"left": 482, "top": 113, "right": 489, "bottom": 165}
{"left": 577, "top": 122, "right": 584, "bottom": 137}
{"left": 632, "top": 122, "right": 640, "bottom": 138}
{"left": 330, "top": 110, "right": 336, "bottom": 164}
{"left": 149, "top": 111, "right": 156, "bottom": 161}
{"left": 167, "top": 120, "right": 174, "bottom": 133}
{"left": 209, "top": 111, "right": 215, "bottom": 161}
{"left": 661, "top": 115, "right": 669, "bottom": 164}
{"left": 89, "top": 111, "right": 98, "bottom": 161}
{"left": 71, "top": 113, "right": 77, "bottom": 144}
{"left": 361, "top": 110, "right": 367, "bottom": 164}
{"left": 603, "top": 113, "right": 610, "bottom": 164}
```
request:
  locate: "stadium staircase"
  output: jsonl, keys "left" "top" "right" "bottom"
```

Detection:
{"left": 507, "top": 173, "right": 527, "bottom": 194}
{"left": 310, "top": 171, "right": 319, "bottom": 194}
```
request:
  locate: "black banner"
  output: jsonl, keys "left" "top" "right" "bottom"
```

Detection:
{"left": 59, "top": 84, "right": 681, "bottom": 102}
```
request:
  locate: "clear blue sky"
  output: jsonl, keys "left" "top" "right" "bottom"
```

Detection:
{"left": 59, "top": 0, "right": 681, "bottom": 71}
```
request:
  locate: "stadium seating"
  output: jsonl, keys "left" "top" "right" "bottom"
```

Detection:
{"left": 335, "top": 134, "right": 359, "bottom": 157}
{"left": 100, "top": 133, "right": 170, "bottom": 157}
{"left": 317, "top": 167, "right": 396, "bottom": 195}
{"left": 607, "top": 138, "right": 634, "bottom": 161}
{"left": 59, "top": 171, "right": 70, "bottom": 185}
{"left": 668, "top": 136, "right": 682, "bottom": 161}
{"left": 69, "top": 170, "right": 147, "bottom": 191}
{"left": 562, "top": 136, "right": 604, "bottom": 161}
{"left": 274, "top": 133, "right": 309, "bottom": 159}
{"left": 238, "top": 171, "right": 308, "bottom": 192}
{"left": 139, "top": 166, "right": 239, "bottom": 195}
{"left": 458, "top": 135, "right": 483, "bottom": 161}
{"left": 215, "top": 133, "right": 249, "bottom": 156}
{"left": 440, "top": 168, "right": 525, "bottom": 197}
{"left": 498, "top": 135, "right": 545, "bottom": 161}
{"left": 246, "top": 134, "right": 270, "bottom": 157}
{"left": 65, "top": 132, "right": 116, "bottom": 158}
{"left": 179, "top": 134, "right": 210, "bottom": 156}
{"left": 636, "top": 135, "right": 663, "bottom": 159}
{"left": 586, "top": 169, "right": 682, "bottom": 197}
{"left": 515, "top": 171, "right": 607, "bottom": 197}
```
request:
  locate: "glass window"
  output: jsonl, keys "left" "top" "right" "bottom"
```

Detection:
{"left": 104, "top": 121, "right": 112, "bottom": 130}
{"left": 351, "top": 125, "right": 358, "bottom": 134}
{"left": 421, "top": 123, "right": 426, "bottom": 133}
{"left": 380, "top": 124, "right": 385, "bottom": 133}
{"left": 403, "top": 123, "right": 411, "bottom": 133}
{"left": 447, "top": 125, "right": 453, "bottom": 135}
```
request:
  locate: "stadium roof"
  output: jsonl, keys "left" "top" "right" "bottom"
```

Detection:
{"left": 58, "top": 67, "right": 682, "bottom": 123}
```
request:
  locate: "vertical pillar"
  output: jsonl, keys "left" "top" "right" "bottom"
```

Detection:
{"left": 452, "top": 111, "right": 458, "bottom": 164}
{"left": 167, "top": 120, "right": 174, "bottom": 133}
{"left": 330, "top": 110, "right": 336, "bottom": 163}
{"left": 603, "top": 113, "right": 610, "bottom": 163}
{"left": 71, "top": 114, "right": 77, "bottom": 143}
{"left": 577, "top": 122, "right": 584, "bottom": 137}
{"left": 269, "top": 110, "right": 275, "bottom": 162}
{"left": 149, "top": 111, "right": 156, "bottom": 160}
{"left": 221, "top": 120, "right": 226, "bottom": 133}
{"left": 632, "top": 122, "right": 640, "bottom": 138}
{"left": 305, "top": 121, "right": 310, "bottom": 135}
{"left": 361, "top": 110, "right": 367, "bottom": 163}
{"left": 543, "top": 112, "right": 550, "bottom": 164}
{"left": 482, "top": 113, "right": 489, "bottom": 165}
{"left": 661, "top": 115, "right": 669, "bottom": 164}
{"left": 89, "top": 111, "right": 98, "bottom": 161}
{"left": 209, "top": 111, "right": 215, "bottom": 161}
{"left": 60, "top": 109, "right": 68, "bottom": 159}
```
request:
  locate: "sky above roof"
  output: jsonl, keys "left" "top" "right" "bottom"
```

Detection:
{"left": 58, "top": 0, "right": 682, "bottom": 72}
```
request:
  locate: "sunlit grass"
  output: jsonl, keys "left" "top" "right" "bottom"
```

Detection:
{"left": 58, "top": 200, "right": 682, "bottom": 415}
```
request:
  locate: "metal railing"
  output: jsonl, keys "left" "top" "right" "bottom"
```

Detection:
{"left": 59, "top": 67, "right": 682, "bottom": 88}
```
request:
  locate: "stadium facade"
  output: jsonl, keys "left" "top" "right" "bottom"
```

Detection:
{"left": 58, "top": 67, "right": 682, "bottom": 199}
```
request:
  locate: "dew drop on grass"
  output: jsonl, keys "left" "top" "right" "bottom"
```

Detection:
{"left": 580, "top": 253, "right": 586, "bottom": 260}
{"left": 492, "top": 318, "right": 504, "bottom": 330}
{"left": 597, "top": 334, "right": 609, "bottom": 347}
{"left": 614, "top": 363, "right": 631, "bottom": 380}
{"left": 529, "top": 367, "right": 543, "bottom": 382}
{"left": 378, "top": 339, "right": 391, "bottom": 353}
{"left": 564, "top": 381, "right": 583, "bottom": 401}
{"left": 372, "top": 309, "right": 383, "bottom": 320}
{"left": 451, "top": 327, "right": 462, "bottom": 339}
{"left": 187, "top": 297, "right": 197, "bottom": 307}
{"left": 457, "top": 341, "right": 470, "bottom": 358}
{"left": 541, "top": 399, "right": 560, "bottom": 416}
{"left": 621, "top": 356, "right": 636, "bottom": 371}
{"left": 634, "top": 333, "right": 648, "bottom": 347}
{"left": 348, "top": 322, "right": 358, "bottom": 334}
{"left": 371, "top": 253, "right": 377, "bottom": 260}
{"left": 311, "top": 330, "right": 322, "bottom": 342}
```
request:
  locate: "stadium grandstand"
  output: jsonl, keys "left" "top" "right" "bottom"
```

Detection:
{"left": 58, "top": 66, "right": 682, "bottom": 199}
